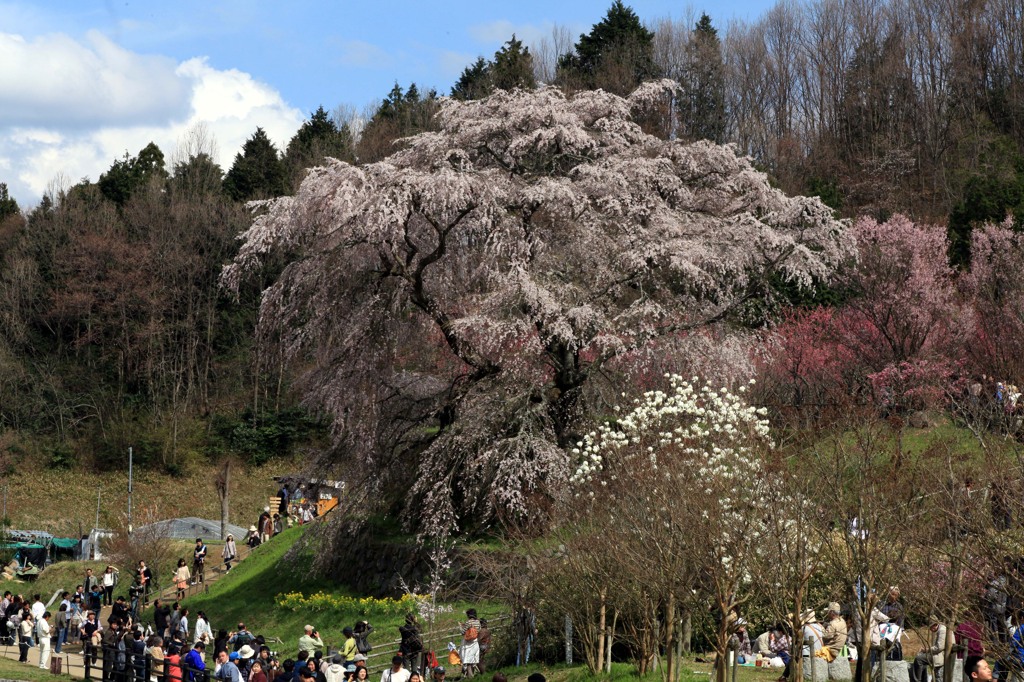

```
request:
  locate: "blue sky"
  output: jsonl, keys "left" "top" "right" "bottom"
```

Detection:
{"left": 0, "top": 0, "right": 778, "bottom": 205}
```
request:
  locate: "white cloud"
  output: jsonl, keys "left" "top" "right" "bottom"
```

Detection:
{"left": 0, "top": 32, "right": 304, "bottom": 205}
{"left": 0, "top": 30, "right": 191, "bottom": 128}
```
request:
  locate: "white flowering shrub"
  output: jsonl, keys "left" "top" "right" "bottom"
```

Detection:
{"left": 566, "top": 374, "right": 774, "bottom": 682}
{"left": 571, "top": 373, "right": 770, "bottom": 490}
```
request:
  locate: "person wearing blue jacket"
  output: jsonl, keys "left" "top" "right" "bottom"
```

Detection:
{"left": 184, "top": 641, "right": 208, "bottom": 681}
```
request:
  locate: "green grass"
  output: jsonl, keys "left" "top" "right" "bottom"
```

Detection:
{"left": 181, "top": 524, "right": 502, "bottom": 660}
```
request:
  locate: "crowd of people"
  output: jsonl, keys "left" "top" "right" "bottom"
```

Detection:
{"left": 0, "top": 555, "right": 495, "bottom": 682}
{"left": 724, "top": 582, "right": 1024, "bottom": 682}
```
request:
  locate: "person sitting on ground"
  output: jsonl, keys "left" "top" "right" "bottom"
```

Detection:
{"left": 299, "top": 624, "right": 324, "bottom": 656}
{"left": 911, "top": 618, "right": 947, "bottom": 682}
{"left": 246, "top": 526, "right": 261, "bottom": 548}
{"left": 731, "top": 618, "right": 753, "bottom": 659}
{"left": 381, "top": 655, "right": 411, "bottom": 682}
{"left": 822, "top": 603, "right": 848, "bottom": 659}
{"left": 754, "top": 628, "right": 773, "bottom": 657}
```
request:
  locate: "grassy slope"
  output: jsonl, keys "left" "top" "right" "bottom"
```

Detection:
{"left": 1, "top": 455, "right": 304, "bottom": 536}
{"left": 0, "top": 539, "right": 200, "bottom": 600}
{"left": 183, "top": 524, "right": 499, "bottom": 661}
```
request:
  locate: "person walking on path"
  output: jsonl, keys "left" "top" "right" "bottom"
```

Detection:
{"left": 223, "top": 535, "right": 238, "bottom": 572}
{"left": 193, "top": 538, "right": 208, "bottom": 585}
{"left": 174, "top": 559, "right": 192, "bottom": 601}
{"left": 102, "top": 565, "right": 119, "bottom": 606}
{"left": 37, "top": 611, "right": 52, "bottom": 670}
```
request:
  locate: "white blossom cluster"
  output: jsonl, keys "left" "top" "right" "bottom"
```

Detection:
{"left": 570, "top": 374, "right": 771, "bottom": 488}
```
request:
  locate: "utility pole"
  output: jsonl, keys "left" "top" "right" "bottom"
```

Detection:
{"left": 127, "top": 446, "right": 133, "bottom": 534}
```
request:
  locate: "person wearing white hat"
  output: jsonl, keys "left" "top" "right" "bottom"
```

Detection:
{"left": 299, "top": 624, "right": 324, "bottom": 656}
{"left": 246, "top": 525, "right": 261, "bottom": 549}
{"left": 238, "top": 644, "right": 256, "bottom": 680}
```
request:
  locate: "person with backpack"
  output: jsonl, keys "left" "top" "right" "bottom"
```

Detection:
{"left": 459, "top": 609, "right": 481, "bottom": 678}
{"left": 353, "top": 621, "right": 373, "bottom": 656}
{"left": 398, "top": 614, "right": 423, "bottom": 674}
{"left": 230, "top": 623, "right": 254, "bottom": 652}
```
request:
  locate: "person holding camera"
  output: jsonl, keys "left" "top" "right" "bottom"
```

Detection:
{"left": 299, "top": 625, "right": 324, "bottom": 656}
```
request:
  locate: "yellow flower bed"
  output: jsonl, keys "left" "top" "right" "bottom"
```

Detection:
{"left": 275, "top": 591, "right": 425, "bottom": 616}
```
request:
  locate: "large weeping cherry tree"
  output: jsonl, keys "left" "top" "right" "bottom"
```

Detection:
{"left": 223, "top": 81, "right": 851, "bottom": 537}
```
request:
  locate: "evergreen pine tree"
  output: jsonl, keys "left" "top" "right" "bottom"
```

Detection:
{"left": 223, "top": 128, "right": 288, "bottom": 202}
{"left": 491, "top": 36, "right": 536, "bottom": 92}
{"left": 557, "top": 1, "right": 657, "bottom": 94}
{"left": 680, "top": 14, "right": 726, "bottom": 143}
{"left": 283, "top": 106, "right": 355, "bottom": 190}
{"left": 0, "top": 182, "right": 19, "bottom": 221}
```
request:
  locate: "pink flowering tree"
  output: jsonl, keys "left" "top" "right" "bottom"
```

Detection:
{"left": 223, "top": 82, "right": 850, "bottom": 537}
{"left": 841, "top": 215, "right": 962, "bottom": 368}
{"left": 963, "top": 219, "right": 1024, "bottom": 383}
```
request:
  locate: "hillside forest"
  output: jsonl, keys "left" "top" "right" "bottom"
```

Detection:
{"left": 0, "top": 0, "right": 1023, "bottom": 534}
